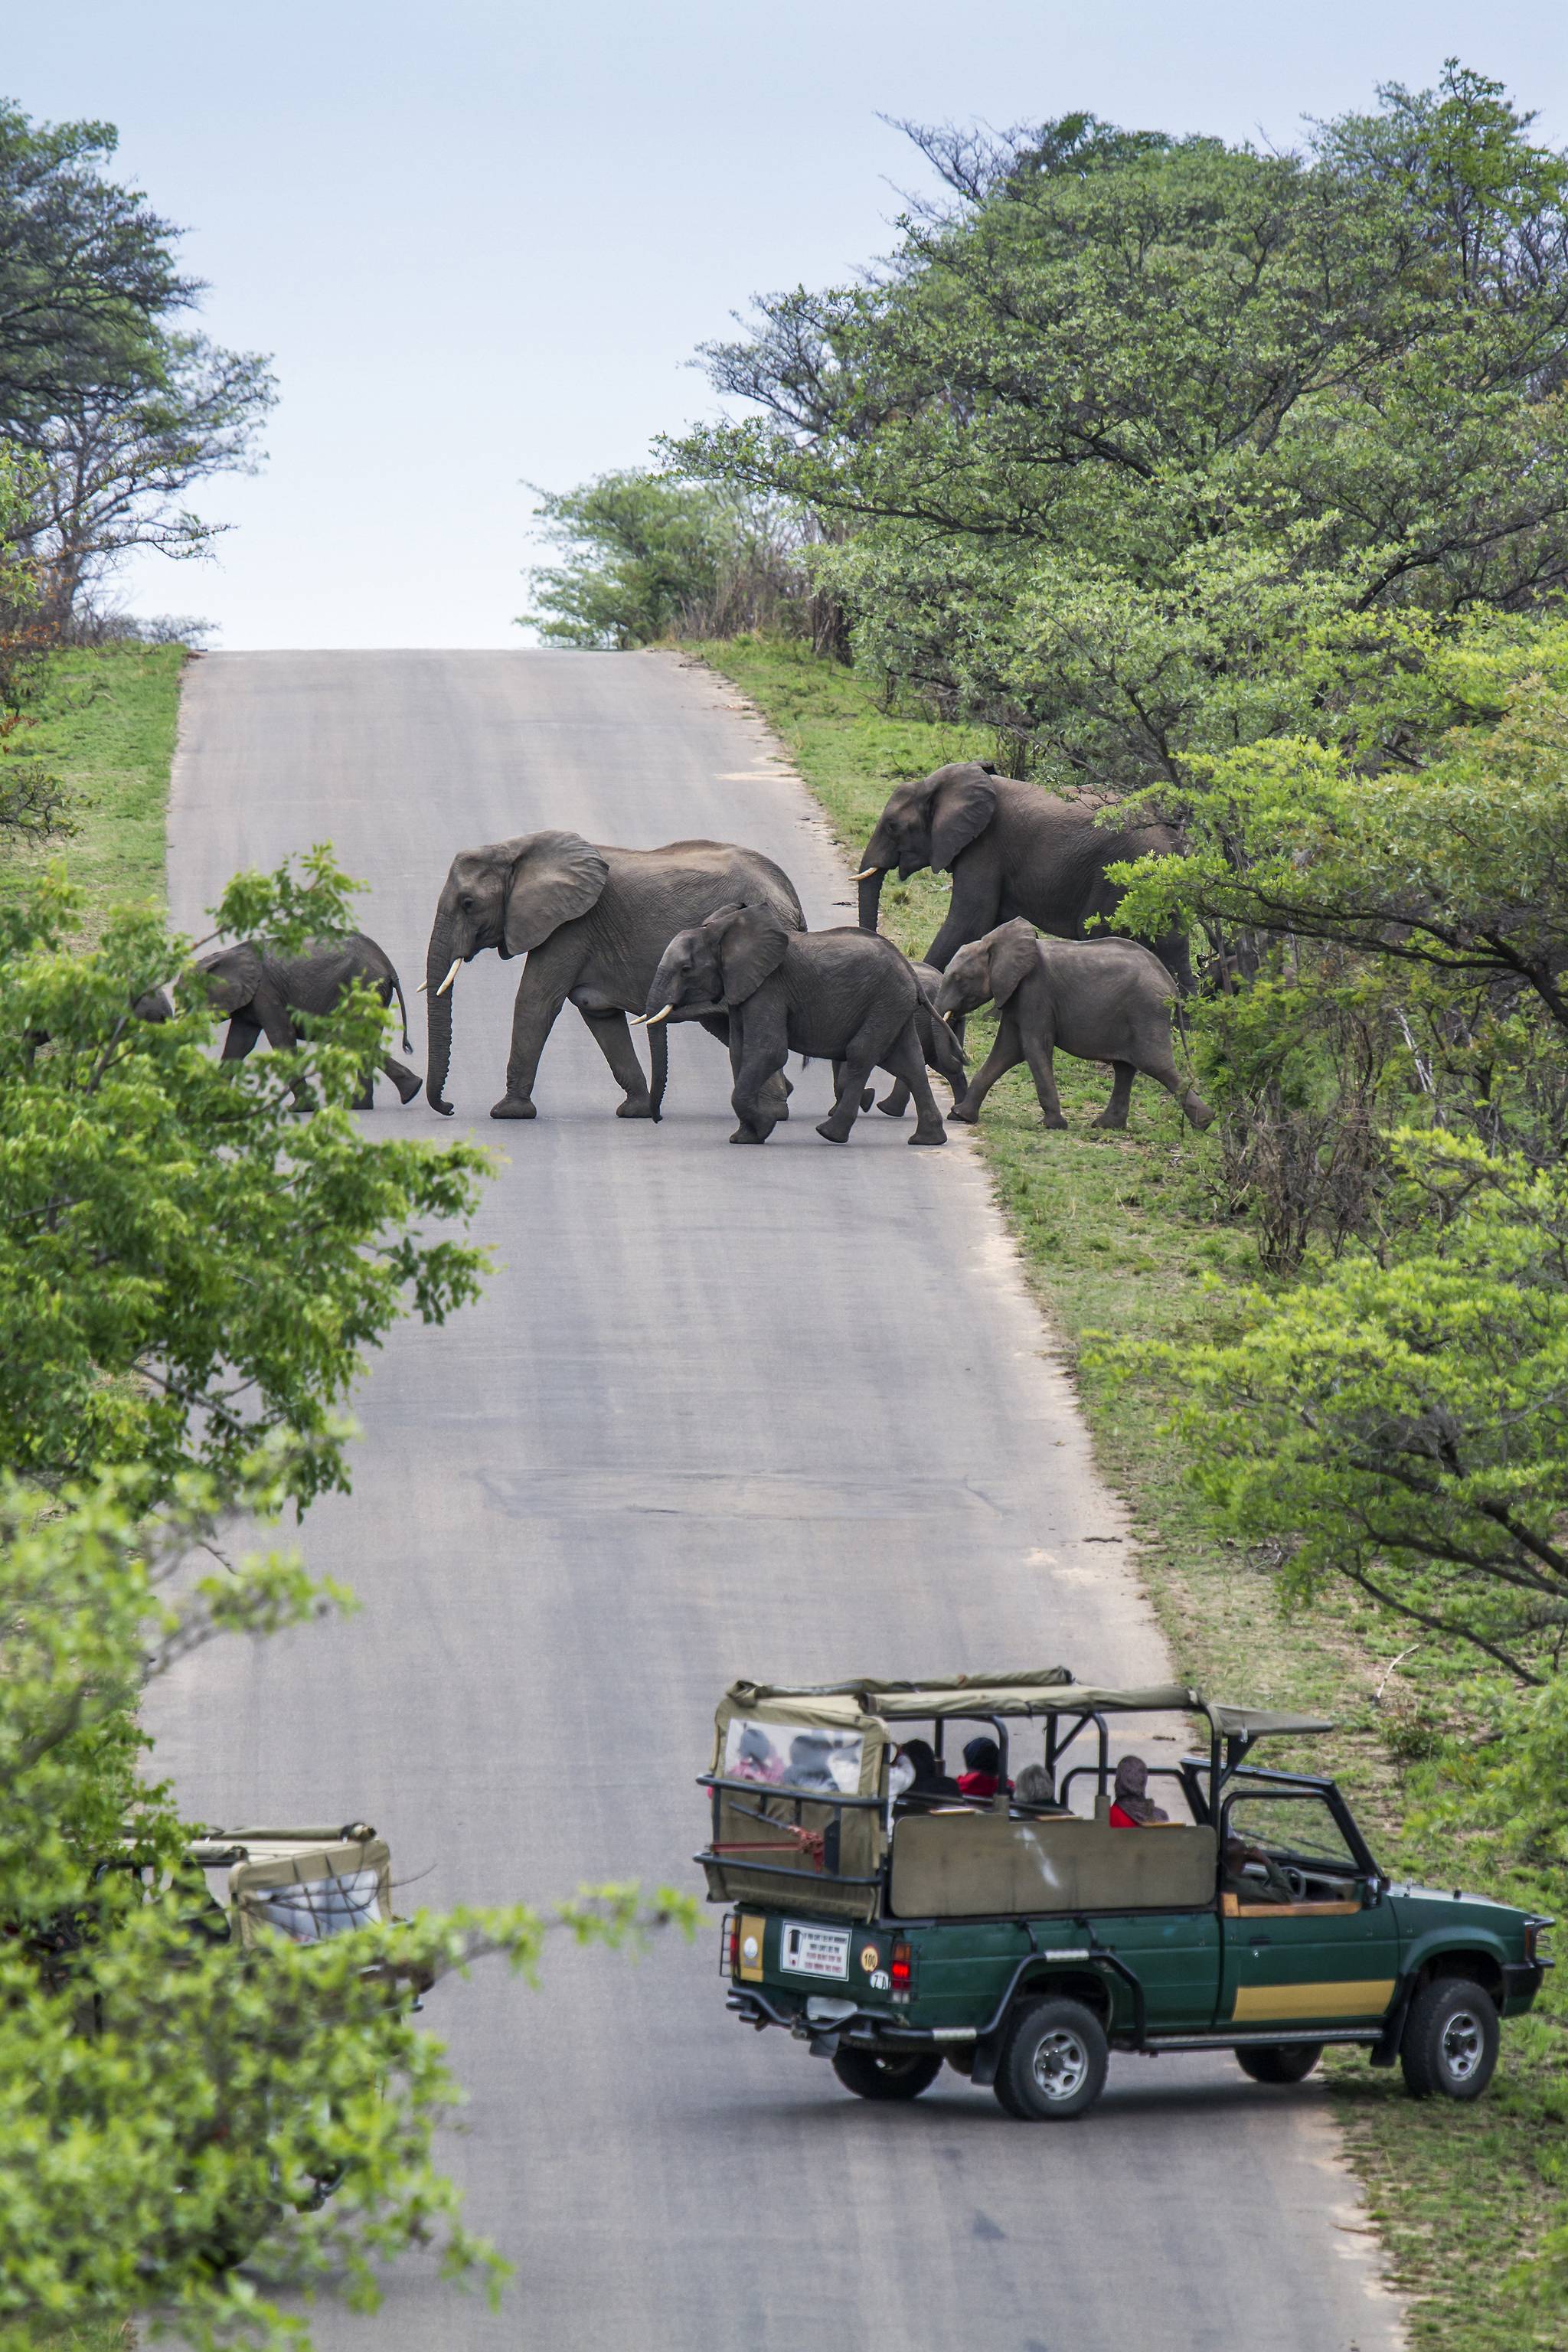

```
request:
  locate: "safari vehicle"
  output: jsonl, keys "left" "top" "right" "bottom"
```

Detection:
{"left": 698, "top": 1672, "right": 1551, "bottom": 2121}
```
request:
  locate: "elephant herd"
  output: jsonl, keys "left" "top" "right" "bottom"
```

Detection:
{"left": 185, "top": 760, "right": 1211, "bottom": 1145}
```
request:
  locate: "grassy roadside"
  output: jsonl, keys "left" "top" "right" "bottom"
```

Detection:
{"left": 1, "top": 642, "right": 186, "bottom": 922}
{"left": 691, "top": 633, "right": 1566, "bottom": 2351}
{"left": 2, "top": 645, "right": 184, "bottom": 2352}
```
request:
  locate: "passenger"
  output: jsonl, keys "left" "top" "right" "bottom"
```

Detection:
{"left": 1109, "top": 1756, "right": 1169, "bottom": 1827}
{"left": 956, "top": 1736, "right": 1011, "bottom": 1801}
{"left": 1012, "top": 1762, "right": 1065, "bottom": 1814}
{"left": 784, "top": 1730, "right": 841, "bottom": 1794}
{"left": 730, "top": 1724, "right": 785, "bottom": 1785}
{"left": 891, "top": 1739, "right": 962, "bottom": 1805}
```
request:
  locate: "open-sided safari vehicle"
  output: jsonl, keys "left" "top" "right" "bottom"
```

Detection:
{"left": 699, "top": 1672, "right": 1552, "bottom": 2120}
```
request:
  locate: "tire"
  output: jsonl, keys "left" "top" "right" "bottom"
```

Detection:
{"left": 1400, "top": 1976, "right": 1500, "bottom": 2102}
{"left": 994, "top": 1997, "right": 1109, "bottom": 2122}
{"left": 831, "top": 2047, "right": 943, "bottom": 2102}
{"left": 1236, "top": 2042, "right": 1321, "bottom": 2086}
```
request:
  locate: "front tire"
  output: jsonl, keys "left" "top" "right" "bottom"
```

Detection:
{"left": 1400, "top": 1978, "right": 1500, "bottom": 2101}
{"left": 1236, "top": 2042, "right": 1321, "bottom": 2086}
{"left": 831, "top": 2048, "right": 943, "bottom": 2102}
{"left": 994, "top": 1998, "right": 1109, "bottom": 2121}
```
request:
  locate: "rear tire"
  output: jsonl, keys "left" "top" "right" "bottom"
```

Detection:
{"left": 1236, "top": 2042, "right": 1321, "bottom": 2086}
{"left": 1400, "top": 1978, "right": 1500, "bottom": 2101}
{"left": 831, "top": 2047, "right": 943, "bottom": 2102}
{"left": 994, "top": 1998, "right": 1109, "bottom": 2121}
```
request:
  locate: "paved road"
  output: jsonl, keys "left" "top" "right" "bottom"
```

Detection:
{"left": 155, "top": 651, "right": 1401, "bottom": 2352}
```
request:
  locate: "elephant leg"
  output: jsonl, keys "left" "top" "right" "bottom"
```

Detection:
{"left": 833, "top": 1060, "right": 876, "bottom": 1114}
{"left": 818, "top": 1020, "right": 885, "bottom": 1143}
{"left": 949, "top": 1015, "right": 1023, "bottom": 1124}
{"left": 881, "top": 1024, "right": 947, "bottom": 1146}
{"left": 1092, "top": 1061, "right": 1138, "bottom": 1129}
{"left": 381, "top": 1054, "right": 423, "bottom": 1106}
{"left": 220, "top": 1017, "right": 262, "bottom": 1062}
{"left": 1138, "top": 1038, "right": 1214, "bottom": 1129}
{"left": 494, "top": 962, "right": 570, "bottom": 1119}
{"left": 877, "top": 1076, "right": 910, "bottom": 1118}
{"left": 1020, "top": 1029, "right": 1068, "bottom": 1129}
{"left": 707, "top": 1008, "right": 787, "bottom": 1122}
{"left": 730, "top": 1051, "right": 783, "bottom": 1142}
{"left": 579, "top": 1008, "right": 655, "bottom": 1119}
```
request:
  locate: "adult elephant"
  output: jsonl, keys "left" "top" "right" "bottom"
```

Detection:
{"left": 424, "top": 831, "right": 805, "bottom": 1120}
{"left": 854, "top": 762, "right": 1191, "bottom": 988}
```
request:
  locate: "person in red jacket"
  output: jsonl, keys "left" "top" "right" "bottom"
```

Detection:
{"left": 956, "top": 1736, "right": 1010, "bottom": 1800}
{"left": 1109, "top": 1755, "right": 1169, "bottom": 1826}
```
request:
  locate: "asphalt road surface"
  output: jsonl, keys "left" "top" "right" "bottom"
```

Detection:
{"left": 155, "top": 650, "right": 1403, "bottom": 2352}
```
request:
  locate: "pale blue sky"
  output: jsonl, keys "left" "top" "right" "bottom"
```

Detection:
{"left": 10, "top": 4, "right": 1568, "bottom": 647}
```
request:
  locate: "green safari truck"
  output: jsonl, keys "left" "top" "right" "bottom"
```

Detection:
{"left": 697, "top": 1671, "right": 1551, "bottom": 2120}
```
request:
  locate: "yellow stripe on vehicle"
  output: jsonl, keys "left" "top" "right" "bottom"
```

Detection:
{"left": 1232, "top": 1979, "right": 1394, "bottom": 2023}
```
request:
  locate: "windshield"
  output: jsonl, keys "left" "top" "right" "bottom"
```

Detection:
{"left": 246, "top": 1867, "right": 383, "bottom": 1942}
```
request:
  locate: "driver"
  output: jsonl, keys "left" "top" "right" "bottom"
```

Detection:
{"left": 1223, "top": 1834, "right": 1293, "bottom": 1903}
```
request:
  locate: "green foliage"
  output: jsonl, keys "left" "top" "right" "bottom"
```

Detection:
{"left": 675, "top": 67, "right": 1568, "bottom": 782}
{"left": 0, "top": 642, "right": 185, "bottom": 912}
{"left": 0, "top": 1472, "right": 697, "bottom": 2350}
{"left": 0, "top": 858, "right": 488, "bottom": 1509}
{"left": 521, "top": 471, "right": 815, "bottom": 649}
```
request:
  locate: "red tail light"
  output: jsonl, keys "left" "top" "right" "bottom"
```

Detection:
{"left": 890, "top": 1940, "right": 913, "bottom": 1990}
{"left": 724, "top": 1914, "right": 738, "bottom": 1975}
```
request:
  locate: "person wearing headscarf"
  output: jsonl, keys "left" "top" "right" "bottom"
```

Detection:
{"left": 785, "top": 1730, "right": 841, "bottom": 1793}
{"left": 1109, "top": 1754, "right": 1169, "bottom": 1826}
{"left": 890, "top": 1738, "right": 962, "bottom": 1806}
{"left": 730, "top": 1723, "right": 785, "bottom": 1784}
{"left": 1013, "top": 1762, "right": 1065, "bottom": 1814}
{"left": 956, "top": 1736, "right": 1009, "bottom": 1800}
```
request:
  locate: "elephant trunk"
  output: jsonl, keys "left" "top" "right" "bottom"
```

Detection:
{"left": 857, "top": 863, "right": 887, "bottom": 934}
{"left": 424, "top": 917, "right": 461, "bottom": 1116}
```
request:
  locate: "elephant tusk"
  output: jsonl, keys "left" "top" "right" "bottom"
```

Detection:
{"left": 416, "top": 979, "right": 428, "bottom": 994}
{"left": 435, "top": 959, "right": 462, "bottom": 997}
{"left": 851, "top": 866, "right": 882, "bottom": 881}
{"left": 643, "top": 1004, "right": 675, "bottom": 1027}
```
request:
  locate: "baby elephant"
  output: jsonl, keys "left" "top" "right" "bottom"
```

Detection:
{"left": 643, "top": 905, "right": 950, "bottom": 1145}
{"left": 936, "top": 919, "right": 1212, "bottom": 1132}
{"left": 195, "top": 931, "right": 421, "bottom": 1109}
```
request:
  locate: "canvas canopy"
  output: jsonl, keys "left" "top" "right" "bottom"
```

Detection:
{"left": 719, "top": 1676, "right": 1335, "bottom": 1741}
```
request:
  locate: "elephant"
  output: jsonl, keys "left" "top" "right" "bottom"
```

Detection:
{"left": 854, "top": 761, "right": 1191, "bottom": 989}
{"left": 869, "top": 959, "right": 967, "bottom": 1119}
{"left": 423, "top": 831, "right": 805, "bottom": 1122}
{"left": 934, "top": 918, "right": 1214, "bottom": 1132}
{"left": 642, "top": 903, "right": 950, "bottom": 1146}
{"left": 194, "top": 932, "right": 422, "bottom": 1108}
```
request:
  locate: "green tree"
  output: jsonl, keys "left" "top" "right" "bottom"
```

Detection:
{"left": 521, "top": 469, "right": 815, "bottom": 648}
{"left": 0, "top": 857, "right": 486, "bottom": 1508}
{"left": 673, "top": 66, "right": 1568, "bottom": 780}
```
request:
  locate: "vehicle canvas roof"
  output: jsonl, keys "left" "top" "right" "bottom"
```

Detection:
{"left": 720, "top": 1674, "right": 1334, "bottom": 1741}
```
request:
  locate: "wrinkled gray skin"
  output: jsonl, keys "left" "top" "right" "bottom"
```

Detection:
{"left": 871, "top": 959, "right": 965, "bottom": 1119}
{"left": 645, "top": 906, "right": 950, "bottom": 1146}
{"left": 132, "top": 988, "right": 174, "bottom": 1023}
{"left": 857, "top": 761, "right": 1191, "bottom": 990}
{"left": 425, "top": 832, "right": 804, "bottom": 1121}
{"left": 936, "top": 919, "right": 1214, "bottom": 1132}
{"left": 648, "top": 907, "right": 949, "bottom": 1148}
{"left": 195, "top": 931, "right": 421, "bottom": 1109}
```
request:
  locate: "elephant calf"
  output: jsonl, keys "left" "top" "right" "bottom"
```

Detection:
{"left": 643, "top": 906, "right": 952, "bottom": 1146}
{"left": 936, "top": 919, "right": 1212, "bottom": 1133}
{"left": 194, "top": 932, "right": 421, "bottom": 1108}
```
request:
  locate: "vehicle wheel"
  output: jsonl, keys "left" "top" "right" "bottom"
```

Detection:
{"left": 831, "top": 2047, "right": 943, "bottom": 2102}
{"left": 1236, "top": 2042, "right": 1321, "bottom": 2086}
{"left": 994, "top": 1998, "right": 1109, "bottom": 2122}
{"left": 1400, "top": 1977, "right": 1500, "bottom": 2102}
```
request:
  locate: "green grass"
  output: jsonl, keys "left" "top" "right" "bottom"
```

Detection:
{"left": 1, "top": 642, "right": 185, "bottom": 920}
{"left": 692, "top": 632, "right": 1568, "bottom": 2350}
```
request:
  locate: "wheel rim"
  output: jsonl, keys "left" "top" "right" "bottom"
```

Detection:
{"left": 1442, "top": 2008, "right": 1484, "bottom": 2082}
{"left": 1029, "top": 2027, "right": 1090, "bottom": 2102}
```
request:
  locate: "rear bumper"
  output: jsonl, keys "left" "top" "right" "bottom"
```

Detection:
{"left": 727, "top": 1986, "right": 973, "bottom": 2052}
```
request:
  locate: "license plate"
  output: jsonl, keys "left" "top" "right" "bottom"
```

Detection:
{"left": 780, "top": 1922, "right": 851, "bottom": 1980}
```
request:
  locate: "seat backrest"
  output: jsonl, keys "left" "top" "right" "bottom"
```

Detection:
{"left": 889, "top": 1811, "right": 1217, "bottom": 1918}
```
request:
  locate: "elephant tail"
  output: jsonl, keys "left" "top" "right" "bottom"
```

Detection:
{"left": 389, "top": 967, "right": 413, "bottom": 1054}
{"left": 648, "top": 1014, "right": 667, "bottom": 1123}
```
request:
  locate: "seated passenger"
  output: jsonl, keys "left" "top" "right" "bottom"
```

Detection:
{"left": 890, "top": 1739, "right": 962, "bottom": 1805}
{"left": 956, "top": 1736, "right": 1011, "bottom": 1801}
{"left": 1012, "top": 1762, "right": 1066, "bottom": 1815}
{"left": 1109, "top": 1755, "right": 1169, "bottom": 1827}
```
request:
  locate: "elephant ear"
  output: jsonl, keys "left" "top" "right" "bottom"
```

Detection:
{"left": 927, "top": 764, "right": 998, "bottom": 871}
{"left": 711, "top": 903, "right": 792, "bottom": 1004}
{"left": 502, "top": 831, "right": 610, "bottom": 955}
{"left": 197, "top": 942, "right": 264, "bottom": 1015}
{"left": 988, "top": 920, "right": 1040, "bottom": 1006}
